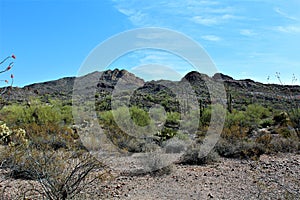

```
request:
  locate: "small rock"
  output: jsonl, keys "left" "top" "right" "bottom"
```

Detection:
{"left": 208, "top": 193, "right": 214, "bottom": 198}
{"left": 116, "top": 184, "right": 121, "bottom": 189}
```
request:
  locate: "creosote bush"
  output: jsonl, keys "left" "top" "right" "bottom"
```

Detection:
{"left": 215, "top": 138, "right": 265, "bottom": 160}
{"left": 23, "top": 122, "right": 82, "bottom": 151}
{"left": 0, "top": 97, "right": 106, "bottom": 199}
{"left": 180, "top": 144, "right": 220, "bottom": 165}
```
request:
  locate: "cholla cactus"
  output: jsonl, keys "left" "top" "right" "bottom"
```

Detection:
{"left": 0, "top": 122, "right": 11, "bottom": 144}
{"left": 0, "top": 54, "right": 15, "bottom": 95}
{"left": 0, "top": 122, "right": 27, "bottom": 146}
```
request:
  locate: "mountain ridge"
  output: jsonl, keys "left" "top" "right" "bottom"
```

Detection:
{"left": 1, "top": 69, "right": 299, "bottom": 111}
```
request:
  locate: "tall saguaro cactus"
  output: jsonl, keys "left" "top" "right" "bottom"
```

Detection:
{"left": 0, "top": 54, "right": 15, "bottom": 95}
{"left": 227, "top": 92, "right": 232, "bottom": 113}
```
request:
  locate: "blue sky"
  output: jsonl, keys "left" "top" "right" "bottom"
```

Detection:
{"left": 0, "top": 0, "right": 299, "bottom": 87}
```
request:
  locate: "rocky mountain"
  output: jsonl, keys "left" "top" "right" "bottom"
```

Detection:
{"left": 1, "top": 69, "right": 143, "bottom": 102}
{"left": 1, "top": 68, "right": 299, "bottom": 111}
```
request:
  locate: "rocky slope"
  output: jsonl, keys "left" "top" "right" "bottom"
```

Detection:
{"left": 1, "top": 68, "right": 299, "bottom": 112}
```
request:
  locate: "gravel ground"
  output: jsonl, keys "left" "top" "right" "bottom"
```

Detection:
{"left": 1, "top": 153, "right": 299, "bottom": 200}
{"left": 99, "top": 153, "right": 300, "bottom": 200}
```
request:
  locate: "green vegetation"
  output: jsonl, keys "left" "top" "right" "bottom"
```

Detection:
{"left": 0, "top": 98, "right": 105, "bottom": 199}
{"left": 0, "top": 75, "right": 299, "bottom": 198}
{"left": 0, "top": 93, "right": 298, "bottom": 161}
{"left": 0, "top": 99, "right": 73, "bottom": 126}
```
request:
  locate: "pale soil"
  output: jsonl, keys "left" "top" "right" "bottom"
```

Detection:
{"left": 99, "top": 153, "right": 300, "bottom": 200}
{"left": 1, "top": 153, "right": 299, "bottom": 200}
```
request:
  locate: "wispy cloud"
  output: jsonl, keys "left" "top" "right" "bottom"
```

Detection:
{"left": 240, "top": 29, "right": 257, "bottom": 37}
{"left": 191, "top": 15, "right": 239, "bottom": 26}
{"left": 276, "top": 25, "right": 300, "bottom": 34}
{"left": 117, "top": 8, "right": 134, "bottom": 16}
{"left": 131, "top": 64, "right": 183, "bottom": 81}
{"left": 109, "top": 49, "right": 195, "bottom": 78}
{"left": 201, "top": 35, "right": 221, "bottom": 41}
{"left": 191, "top": 16, "right": 218, "bottom": 26}
{"left": 113, "top": 0, "right": 239, "bottom": 27}
{"left": 274, "top": 7, "right": 298, "bottom": 21}
{"left": 110, "top": 0, "right": 300, "bottom": 84}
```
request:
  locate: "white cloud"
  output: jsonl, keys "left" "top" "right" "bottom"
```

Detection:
{"left": 192, "top": 14, "right": 238, "bottom": 26}
{"left": 191, "top": 14, "right": 237, "bottom": 26}
{"left": 112, "top": 0, "right": 239, "bottom": 27}
{"left": 276, "top": 25, "right": 300, "bottom": 33}
{"left": 191, "top": 16, "right": 218, "bottom": 26}
{"left": 274, "top": 7, "right": 298, "bottom": 21}
{"left": 201, "top": 35, "right": 221, "bottom": 41}
{"left": 117, "top": 8, "right": 134, "bottom": 16}
{"left": 240, "top": 29, "right": 257, "bottom": 37}
{"left": 128, "top": 11, "right": 149, "bottom": 26}
{"left": 131, "top": 64, "right": 183, "bottom": 81}
{"left": 110, "top": 0, "right": 300, "bottom": 85}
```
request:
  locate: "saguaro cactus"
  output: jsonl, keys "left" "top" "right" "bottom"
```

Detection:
{"left": 0, "top": 54, "right": 15, "bottom": 95}
{"left": 227, "top": 92, "right": 232, "bottom": 113}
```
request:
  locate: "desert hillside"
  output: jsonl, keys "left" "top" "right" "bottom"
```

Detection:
{"left": 0, "top": 69, "right": 299, "bottom": 199}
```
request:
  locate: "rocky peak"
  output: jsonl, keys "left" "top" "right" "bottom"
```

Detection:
{"left": 183, "top": 71, "right": 210, "bottom": 83}
{"left": 100, "top": 69, "right": 127, "bottom": 81}
{"left": 212, "top": 73, "right": 234, "bottom": 81}
{"left": 99, "top": 69, "right": 143, "bottom": 84}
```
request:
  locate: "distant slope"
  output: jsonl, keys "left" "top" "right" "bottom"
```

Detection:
{"left": 1, "top": 69, "right": 299, "bottom": 111}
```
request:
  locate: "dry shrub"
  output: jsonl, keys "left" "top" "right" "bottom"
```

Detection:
{"left": 24, "top": 122, "right": 83, "bottom": 151}
{"left": 269, "top": 137, "right": 299, "bottom": 153}
{"left": 255, "top": 133, "right": 272, "bottom": 146}
{"left": 180, "top": 144, "right": 220, "bottom": 165}
{"left": 215, "top": 138, "right": 265, "bottom": 160}
{"left": 0, "top": 144, "right": 106, "bottom": 200}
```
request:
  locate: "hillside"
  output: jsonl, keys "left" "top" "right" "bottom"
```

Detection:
{"left": 0, "top": 69, "right": 300, "bottom": 199}
{"left": 1, "top": 68, "right": 299, "bottom": 112}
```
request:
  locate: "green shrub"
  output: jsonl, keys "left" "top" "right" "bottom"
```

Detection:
{"left": 130, "top": 106, "right": 151, "bottom": 127}
{"left": 98, "top": 110, "right": 115, "bottom": 126}
{"left": 246, "top": 104, "right": 271, "bottom": 119}
{"left": 259, "top": 118, "right": 273, "bottom": 128}
{"left": 225, "top": 110, "right": 247, "bottom": 129}
{"left": 159, "top": 127, "right": 177, "bottom": 140}
{"left": 0, "top": 100, "right": 73, "bottom": 126}
{"left": 166, "top": 112, "right": 180, "bottom": 125}
{"left": 199, "top": 106, "right": 212, "bottom": 127}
